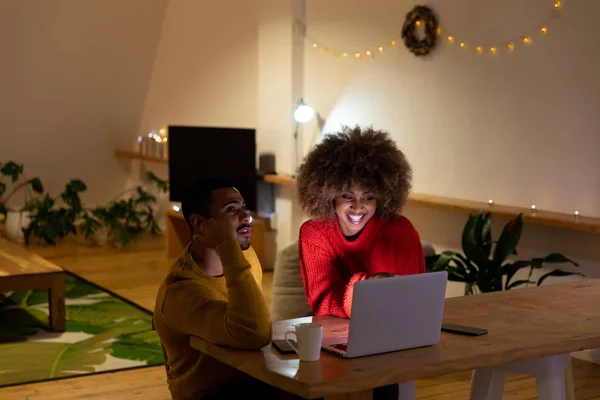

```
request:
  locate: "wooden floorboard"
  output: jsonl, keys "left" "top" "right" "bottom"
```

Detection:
{"left": 1, "top": 234, "right": 600, "bottom": 399}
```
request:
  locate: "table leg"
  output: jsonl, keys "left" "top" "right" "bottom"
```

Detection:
{"left": 48, "top": 273, "right": 66, "bottom": 332}
{"left": 324, "top": 389, "right": 372, "bottom": 400}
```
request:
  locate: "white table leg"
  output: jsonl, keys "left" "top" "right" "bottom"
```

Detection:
{"left": 470, "top": 354, "right": 571, "bottom": 400}
{"left": 398, "top": 380, "right": 416, "bottom": 400}
{"left": 535, "top": 354, "right": 569, "bottom": 400}
{"left": 565, "top": 357, "right": 576, "bottom": 400}
{"left": 470, "top": 368, "right": 506, "bottom": 400}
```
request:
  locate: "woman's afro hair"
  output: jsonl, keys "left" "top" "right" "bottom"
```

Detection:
{"left": 296, "top": 125, "right": 412, "bottom": 220}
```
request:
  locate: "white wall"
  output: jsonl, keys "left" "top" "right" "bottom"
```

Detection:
{"left": 295, "top": 1, "right": 600, "bottom": 362}
{"left": 139, "top": 0, "right": 258, "bottom": 135}
{"left": 0, "top": 0, "right": 167, "bottom": 206}
{"left": 304, "top": 0, "right": 600, "bottom": 218}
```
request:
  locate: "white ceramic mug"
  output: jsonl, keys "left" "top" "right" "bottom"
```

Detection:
{"left": 285, "top": 322, "right": 323, "bottom": 362}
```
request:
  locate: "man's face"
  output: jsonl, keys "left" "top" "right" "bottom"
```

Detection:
{"left": 206, "top": 187, "right": 252, "bottom": 250}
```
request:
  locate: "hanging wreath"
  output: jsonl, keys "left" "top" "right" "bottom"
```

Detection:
{"left": 401, "top": 5, "right": 439, "bottom": 57}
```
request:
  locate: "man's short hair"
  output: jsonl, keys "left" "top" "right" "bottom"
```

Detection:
{"left": 181, "top": 178, "right": 235, "bottom": 231}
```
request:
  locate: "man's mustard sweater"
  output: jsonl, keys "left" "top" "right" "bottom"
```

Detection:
{"left": 153, "top": 239, "right": 272, "bottom": 399}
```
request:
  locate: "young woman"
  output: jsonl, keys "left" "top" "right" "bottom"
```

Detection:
{"left": 296, "top": 125, "right": 425, "bottom": 319}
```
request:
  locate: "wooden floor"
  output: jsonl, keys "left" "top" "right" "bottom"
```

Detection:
{"left": 2, "top": 234, "right": 600, "bottom": 399}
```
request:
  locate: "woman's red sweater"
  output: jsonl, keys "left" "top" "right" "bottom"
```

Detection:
{"left": 298, "top": 215, "right": 425, "bottom": 318}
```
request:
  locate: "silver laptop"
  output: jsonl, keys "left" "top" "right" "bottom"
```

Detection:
{"left": 322, "top": 271, "right": 448, "bottom": 358}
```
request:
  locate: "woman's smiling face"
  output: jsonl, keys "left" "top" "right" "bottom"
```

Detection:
{"left": 334, "top": 185, "right": 377, "bottom": 237}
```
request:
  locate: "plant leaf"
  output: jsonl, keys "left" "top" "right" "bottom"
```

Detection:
{"left": 540, "top": 253, "right": 580, "bottom": 267}
{"left": 146, "top": 171, "right": 169, "bottom": 193}
{"left": 506, "top": 279, "right": 535, "bottom": 290}
{"left": 493, "top": 213, "right": 523, "bottom": 266}
{"left": 480, "top": 212, "right": 492, "bottom": 257}
{"left": 0, "top": 161, "right": 24, "bottom": 182}
{"left": 537, "top": 270, "right": 584, "bottom": 286}
{"left": 502, "top": 260, "right": 531, "bottom": 290}
{"left": 28, "top": 177, "right": 44, "bottom": 194}
{"left": 461, "top": 212, "right": 491, "bottom": 270}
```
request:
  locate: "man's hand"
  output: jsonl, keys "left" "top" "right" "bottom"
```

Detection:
{"left": 366, "top": 272, "right": 397, "bottom": 280}
{"left": 197, "top": 217, "right": 236, "bottom": 249}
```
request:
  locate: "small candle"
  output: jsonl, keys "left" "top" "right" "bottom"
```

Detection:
{"left": 144, "top": 132, "right": 154, "bottom": 155}
{"left": 488, "top": 199, "right": 495, "bottom": 206}
{"left": 531, "top": 205, "right": 537, "bottom": 213}
{"left": 162, "top": 136, "right": 169, "bottom": 160}
{"left": 574, "top": 211, "right": 580, "bottom": 219}
{"left": 151, "top": 134, "right": 159, "bottom": 157}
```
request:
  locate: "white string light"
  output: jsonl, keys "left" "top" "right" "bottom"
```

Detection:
{"left": 485, "top": 200, "right": 583, "bottom": 220}
{"left": 305, "top": 1, "right": 563, "bottom": 60}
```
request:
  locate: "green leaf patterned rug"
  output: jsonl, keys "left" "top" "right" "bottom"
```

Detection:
{"left": 0, "top": 271, "right": 164, "bottom": 388}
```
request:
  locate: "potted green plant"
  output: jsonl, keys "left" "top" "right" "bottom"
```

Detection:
{"left": 426, "top": 211, "right": 582, "bottom": 295}
{"left": 0, "top": 161, "right": 43, "bottom": 243}
{"left": 78, "top": 172, "right": 169, "bottom": 248}
{"left": 22, "top": 179, "right": 87, "bottom": 246}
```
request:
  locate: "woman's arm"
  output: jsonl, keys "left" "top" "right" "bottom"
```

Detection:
{"left": 393, "top": 217, "right": 426, "bottom": 275}
{"left": 298, "top": 222, "right": 366, "bottom": 318}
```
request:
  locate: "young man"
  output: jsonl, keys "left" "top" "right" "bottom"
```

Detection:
{"left": 153, "top": 178, "right": 274, "bottom": 399}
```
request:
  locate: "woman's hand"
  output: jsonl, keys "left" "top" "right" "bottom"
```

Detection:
{"left": 366, "top": 272, "right": 397, "bottom": 280}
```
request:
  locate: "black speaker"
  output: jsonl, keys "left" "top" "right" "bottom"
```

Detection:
{"left": 258, "top": 153, "right": 276, "bottom": 175}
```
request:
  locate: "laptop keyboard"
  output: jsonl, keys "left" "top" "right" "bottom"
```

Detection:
{"left": 332, "top": 343, "right": 348, "bottom": 351}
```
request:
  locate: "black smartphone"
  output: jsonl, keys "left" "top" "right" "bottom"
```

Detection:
{"left": 271, "top": 339, "right": 297, "bottom": 354}
{"left": 442, "top": 323, "right": 488, "bottom": 336}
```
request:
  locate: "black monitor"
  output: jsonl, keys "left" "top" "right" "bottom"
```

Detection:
{"left": 167, "top": 125, "right": 257, "bottom": 212}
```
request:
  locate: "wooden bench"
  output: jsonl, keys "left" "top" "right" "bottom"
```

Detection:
{"left": 0, "top": 239, "right": 66, "bottom": 332}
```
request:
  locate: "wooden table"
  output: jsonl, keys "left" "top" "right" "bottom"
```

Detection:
{"left": 190, "top": 279, "right": 600, "bottom": 399}
{"left": 0, "top": 239, "right": 66, "bottom": 332}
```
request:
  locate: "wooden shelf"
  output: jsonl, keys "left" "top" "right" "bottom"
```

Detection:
{"left": 258, "top": 175, "right": 600, "bottom": 234}
{"left": 262, "top": 174, "right": 295, "bottom": 186}
{"left": 408, "top": 193, "right": 600, "bottom": 234}
{"left": 115, "top": 150, "right": 168, "bottom": 164}
{"left": 115, "top": 151, "right": 600, "bottom": 234}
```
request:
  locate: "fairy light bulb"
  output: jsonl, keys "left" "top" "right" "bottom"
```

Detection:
{"left": 416, "top": 20, "right": 421, "bottom": 26}
{"left": 322, "top": 48, "right": 328, "bottom": 53}
{"left": 541, "top": 27, "right": 548, "bottom": 34}
{"left": 460, "top": 42, "right": 466, "bottom": 48}
{"left": 378, "top": 46, "right": 384, "bottom": 52}
{"left": 507, "top": 43, "right": 515, "bottom": 51}
{"left": 436, "top": 27, "right": 442, "bottom": 35}
{"left": 312, "top": 43, "right": 318, "bottom": 48}
{"left": 523, "top": 36, "right": 531, "bottom": 44}
{"left": 554, "top": 1, "right": 561, "bottom": 9}
{"left": 390, "top": 40, "right": 397, "bottom": 46}
{"left": 490, "top": 47, "right": 497, "bottom": 54}
{"left": 476, "top": 46, "right": 483, "bottom": 54}
{"left": 332, "top": 51, "right": 339, "bottom": 57}
{"left": 448, "top": 36, "right": 455, "bottom": 43}
{"left": 355, "top": 52, "right": 361, "bottom": 59}
{"left": 365, "top": 50, "right": 372, "bottom": 56}
{"left": 342, "top": 52, "right": 348, "bottom": 57}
